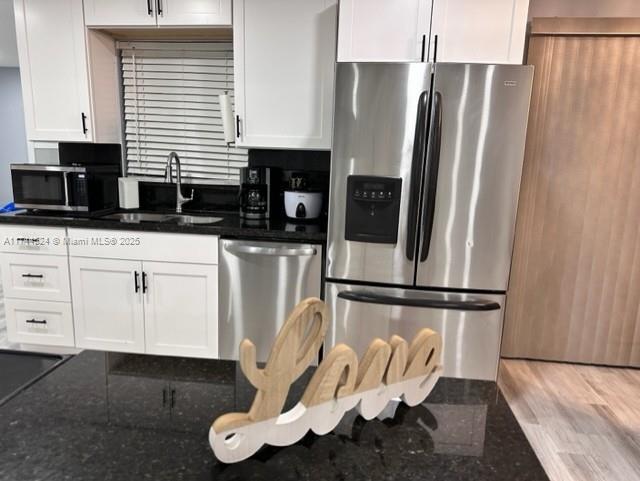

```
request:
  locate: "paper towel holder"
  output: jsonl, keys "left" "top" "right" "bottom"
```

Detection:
{"left": 219, "top": 91, "right": 236, "bottom": 146}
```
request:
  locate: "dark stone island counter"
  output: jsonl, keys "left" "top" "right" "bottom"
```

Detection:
{"left": 0, "top": 351, "right": 548, "bottom": 481}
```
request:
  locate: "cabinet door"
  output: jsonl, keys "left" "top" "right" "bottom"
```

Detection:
{"left": 431, "top": 0, "right": 529, "bottom": 64}
{"left": 70, "top": 257, "right": 145, "bottom": 353}
{"left": 337, "top": 0, "right": 432, "bottom": 61}
{"left": 157, "top": 0, "right": 231, "bottom": 26}
{"left": 143, "top": 262, "right": 218, "bottom": 358}
{"left": 14, "top": 0, "right": 93, "bottom": 141}
{"left": 84, "top": 0, "right": 157, "bottom": 27}
{"left": 169, "top": 379, "right": 235, "bottom": 433}
{"left": 107, "top": 375, "right": 169, "bottom": 429}
{"left": 233, "top": 0, "right": 337, "bottom": 149}
{"left": 169, "top": 381, "right": 237, "bottom": 434}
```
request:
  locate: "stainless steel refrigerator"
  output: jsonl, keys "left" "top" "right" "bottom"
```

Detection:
{"left": 326, "top": 62, "right": 533, "bottom": 381}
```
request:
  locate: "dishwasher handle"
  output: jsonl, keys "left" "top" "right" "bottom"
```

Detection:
{"left": 224, "top": 244, "right": 317, "bottom": 257}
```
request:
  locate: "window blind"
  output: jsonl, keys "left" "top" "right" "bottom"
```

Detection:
{"left": 119, "top": 41, "right": 247, "bottom": 184}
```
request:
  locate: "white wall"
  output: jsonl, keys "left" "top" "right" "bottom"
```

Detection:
{"left": 529, "top": 0, "right": 640, "bottom": 18}
{"left": 0, "top": 68, "right": 28, "bottom": 204}
{"left": 0, "top": 0, "right": 18, "bottom": 67}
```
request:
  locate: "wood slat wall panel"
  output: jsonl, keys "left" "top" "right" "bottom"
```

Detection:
{"left": 531, "top": 17, "right": 640, "bottom": 36}
{"left": 502, "top": 23, "right": 640, "bottom": 366}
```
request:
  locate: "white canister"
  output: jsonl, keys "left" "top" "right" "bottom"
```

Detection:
{"left": 284, "top": 191, "right": 323, "bottom": 220}
{"left": 118, "top": 177, "right": 139, "bottom": 209}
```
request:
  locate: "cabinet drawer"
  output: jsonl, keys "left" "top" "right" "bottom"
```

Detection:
{"left": 0, "top": 226, "right": 67, "bottom": 256}
{"left": 67, "top": 229, "right": 218, "bottom": 264}
{"left": 5, "top": 299, "right": 75, "bottom": 347}
{"left": 1, "top": 253, "right": 71, "bottom": 301}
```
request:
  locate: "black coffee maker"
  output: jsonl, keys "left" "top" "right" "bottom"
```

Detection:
{"left": 239, "top": 167, "right": 278, "bottom": 220}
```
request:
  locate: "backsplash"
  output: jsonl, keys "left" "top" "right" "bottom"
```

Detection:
{"left": 138, "top": 150, "right": 331, "bottom": 218}
{"left": 138, "top": 182, "right": 239, "bottom": 213}
{"left": 248, "top": 149, "right": 330, "bottom": 172}
{"left": 249, "top": 149, "right": 331, "bottom": 217}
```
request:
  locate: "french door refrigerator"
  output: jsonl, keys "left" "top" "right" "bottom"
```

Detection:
{"left": 326, "top": 62, "right": 533, "bottom": 381}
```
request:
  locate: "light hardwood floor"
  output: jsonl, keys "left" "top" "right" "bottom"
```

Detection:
{"left": 499, "top": 359, "right": 640, "bottom": 481}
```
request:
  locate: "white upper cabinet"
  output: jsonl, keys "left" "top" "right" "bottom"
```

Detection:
{"left": 337, "top": 0, "right": 432, "bottom": 62}
{"left": 430, "top": 0, "right": 530, "bottom": 64}
{"left": 14, "top": 0, "right": 92, "bottom": 141}
{"left": 14, "top": 0, "right": 121, "bottom": 143}
{"left": 156, "top": 0, "right": 231, "bottom": 26}
{"left": 84, "top": 0, "right": 232, "bottom": 27}
{"left": 233, "top": 0, "right": 337, "bottom": 150}
{"left": 84, "top": 0, "right": 157, "bottom": 27}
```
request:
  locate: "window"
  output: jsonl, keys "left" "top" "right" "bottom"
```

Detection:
{"left": 119, "top": 41, "right": 247, "bottom": 184}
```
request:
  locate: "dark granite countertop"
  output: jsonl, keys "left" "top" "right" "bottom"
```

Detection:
{"left": 0, "top": 351, "right": 548, "bottom": 481}
{"left": 0, "top": 210, "right": 326, "bottom": 243}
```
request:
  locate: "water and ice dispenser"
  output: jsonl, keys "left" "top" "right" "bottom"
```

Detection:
{"left": 344, "top": 175, "right": 402, "bottom": 244}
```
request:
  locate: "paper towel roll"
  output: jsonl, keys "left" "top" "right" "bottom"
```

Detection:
{"left": 118, "top": 177, "right": 139, "bottom": 209}
{"left": 219, "top": 93, "right": 235, "bottom": 144}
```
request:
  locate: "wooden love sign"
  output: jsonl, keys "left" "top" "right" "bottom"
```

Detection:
{"left": 209, "top": 297, "right": 443, "bottom": 463}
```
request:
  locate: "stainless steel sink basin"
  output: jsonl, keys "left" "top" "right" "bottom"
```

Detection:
{"left": 101, "top": 212, "right": 223, "bottom": 225}
{"left": 172, "top": 215, "right": 223, "bottom": 225}
{"left": 101, "top": 212, "right": 174, "bottom": 223}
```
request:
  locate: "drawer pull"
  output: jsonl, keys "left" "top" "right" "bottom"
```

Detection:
{"left": 21, "top": 273, "right": 44, "bottom": 279}
{"left": 25, "top": 318, "right": 47, "bottom": 325}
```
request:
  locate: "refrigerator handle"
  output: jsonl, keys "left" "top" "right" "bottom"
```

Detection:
{"left": 419, "top": 91, "right": 443, "bottom": 263}
{"left": 337, "top": 290, "right": 500, "bottom": 311}
{"left": 405, "top": 90, "right": 430, "bottom": 261}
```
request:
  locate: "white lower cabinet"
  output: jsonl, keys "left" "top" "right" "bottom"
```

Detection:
{"left": 70, "top": 257, "right": 146, "bottom": 353}
{"left": 2, "top": 226, "right": 220, "bottom": 357}
{"left": 69, "top": 247, "right": 218, "bottom": 357}
{"left": 143, "top": 262, "right": 218, "bottom": 358}
{"left": 5, "top": 298, "right": 75, "bottom": 347}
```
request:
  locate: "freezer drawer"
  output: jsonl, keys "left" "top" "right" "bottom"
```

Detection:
{"left": 326, "top": 282, "right": 504, "bottom": 381}
{"left": 218, "top": 239, "right": 322, "bottom": 363}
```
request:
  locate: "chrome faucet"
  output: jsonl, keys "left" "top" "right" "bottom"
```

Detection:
{"left": 164, "top": 152, "right": 194, "bottom": 213}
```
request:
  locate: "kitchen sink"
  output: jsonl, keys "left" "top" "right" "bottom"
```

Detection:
{"left": 101, "top": 212, "right": 223, "bottom": 225}
{"left": 101, "top": 212, "right": 174, "bottom": 223}
{"left": 172, "top": 215, "right": 223, "bottom": 225}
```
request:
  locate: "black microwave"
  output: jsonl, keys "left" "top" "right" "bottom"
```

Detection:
{"left": 11, "top": 164, "right": 120, "bottom": 214}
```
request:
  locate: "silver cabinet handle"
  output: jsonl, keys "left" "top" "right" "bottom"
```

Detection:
{"left": 224, "top": 244, "right": 317, "bottom": 257}
{"left": 63, "top": 171, "right": 70, "bottom": 207}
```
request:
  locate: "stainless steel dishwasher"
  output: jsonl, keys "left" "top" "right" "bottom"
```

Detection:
{"left": 218, "top": 239, "right": 322, "bottom": 362}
